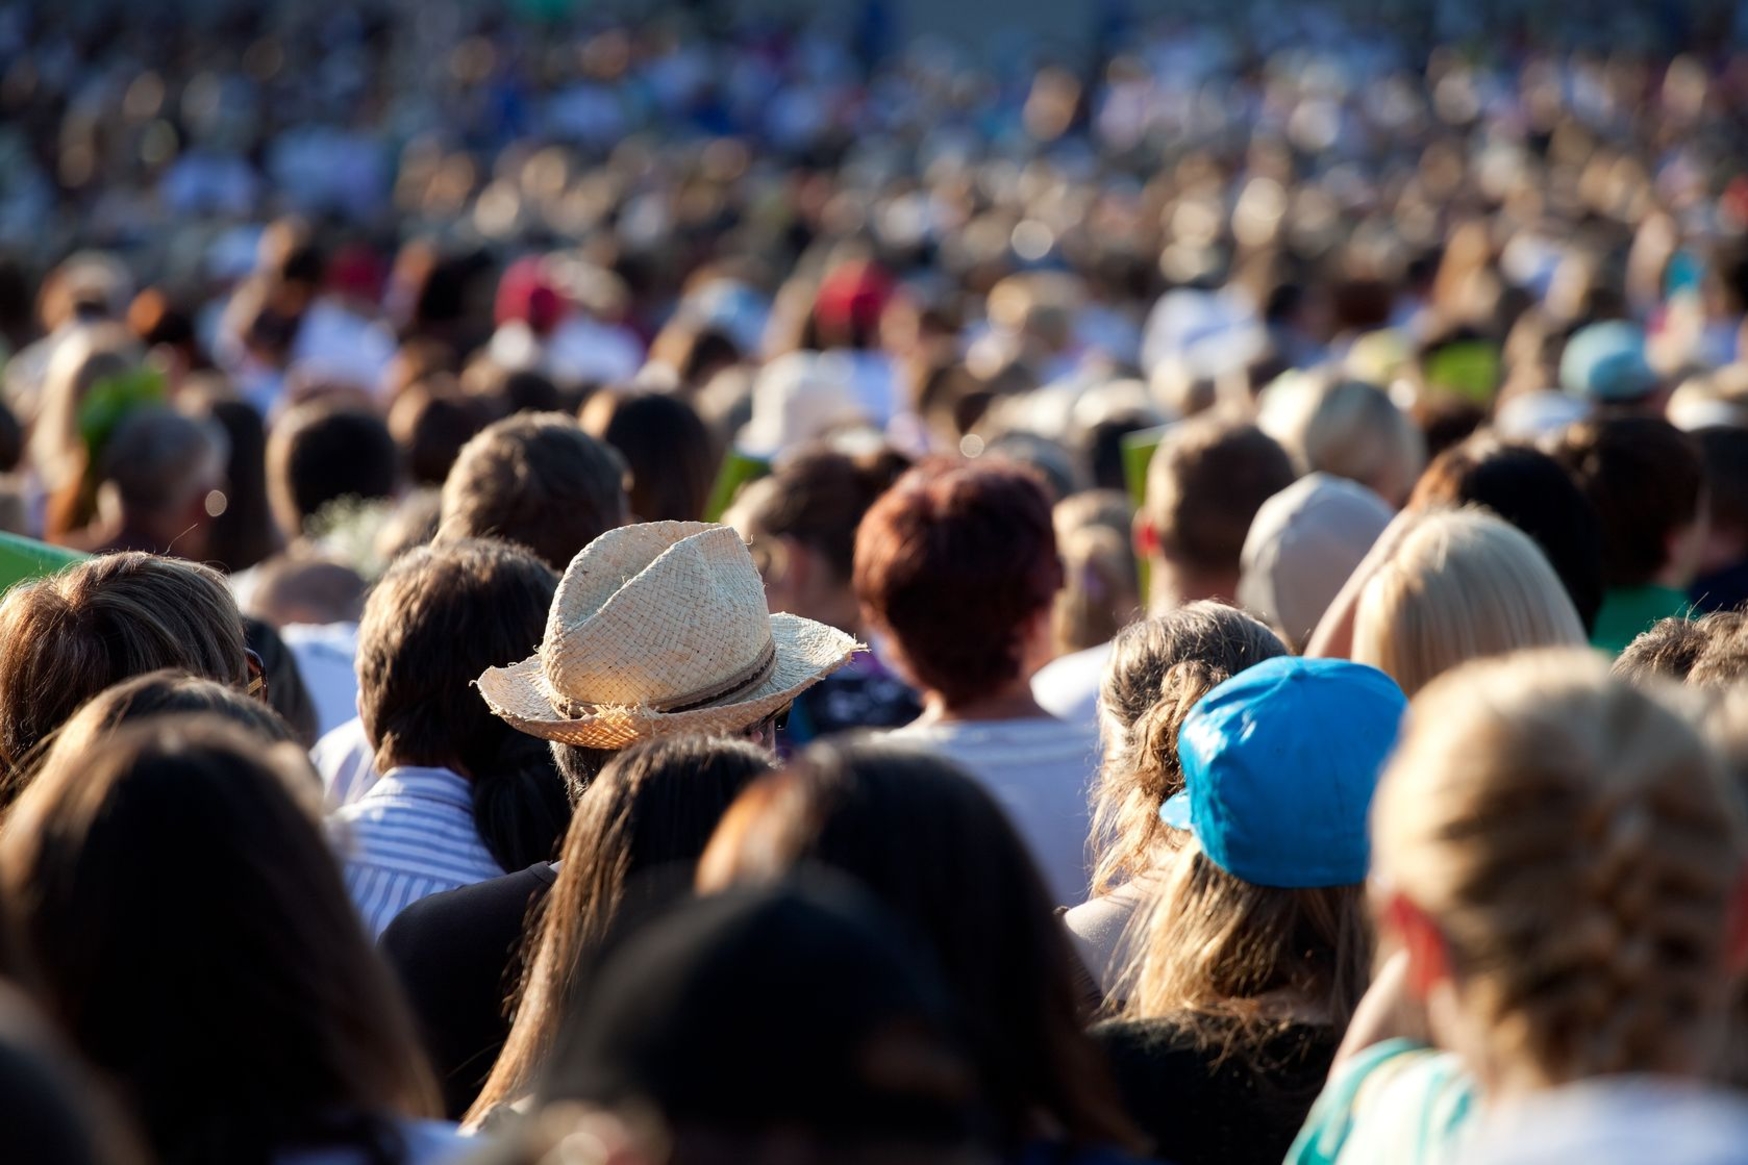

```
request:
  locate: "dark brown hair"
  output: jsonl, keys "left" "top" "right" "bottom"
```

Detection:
{"left": 699, "top": 740, "right": 1143, "bottom": 1155}
{"left": 357, "top": 539, "right": 569, "bottom": 871}
{"left": 735, "top": 443, "right": 912, "bottom": 583}
{"left": 854, "top": 461, "right": 1063, "bottom": 707}
{"left": 439, "top": 412, "right": 627, "bottom": 572}
{"left": 0, "top": 553, "right": 248, "bottom": 786}
{"left": 468, "top": 736, "right": 776, "bottom": 1123}
{"left": 266, "top": 402, "right": 399, "bottom": 540}
{"left": 0, "top": 716, "right": 438, "bottom": 1165}
{"left": 1551, "top": 417, "right": 1704, "bottom": 588}
{"left": 1144, "top": 418, "right": 1297, "bottom": 575}
{"left": 579, "top": 390, "right": 718, "bottom": 523}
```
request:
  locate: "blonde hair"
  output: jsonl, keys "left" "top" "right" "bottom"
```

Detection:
{"left": 1374, "top": 650, "right": 1747, "bottom": 1086}
{"left": 1353, "top": 508, "right": 1586, "bottom": 697}
{"left": 1261, "top": 376, "right": 1425, "bottom": 506}
{"left": 1090, "top": 604, "right": 1286, "bottom": 894}
{"left": 1052, "top": 491, "right": 1140, "bottom": 657}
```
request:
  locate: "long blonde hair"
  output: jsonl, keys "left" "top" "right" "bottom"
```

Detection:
{"left": 1374, "top": 650, "right": 1747, "bottom": 1086}
{"left": 1353, "top": 508, "right": 1586, "bottom": 696}
{"left": 1089, "top": 604, "right": 1286, "bottom": 895}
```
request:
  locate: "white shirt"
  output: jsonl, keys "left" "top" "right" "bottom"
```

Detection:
{"left": 312, "top": 716, "right": 379, "bottom": 811}
{"left": 280, "top": 622, "right": 360, "bottom": 739}
{"left": 1062, "top": 875, "right": 1160, "bottom": 997}
{"left": 881, "top": 717, "right": 1100, "bottom": 908}
{"left": 1031, "top": 641, "right": 1112, "bottom": 730}
{"left": 330, "top": 766, "right": 504, "bottom": 939}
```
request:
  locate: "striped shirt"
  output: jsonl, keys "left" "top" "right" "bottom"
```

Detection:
{"left": 330, "top": 766, "right": 505, "bottom": 940}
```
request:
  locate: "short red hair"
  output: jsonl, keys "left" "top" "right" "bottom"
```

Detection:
{"left": 854, "top": 460, "right": 1063, "bottom": 705}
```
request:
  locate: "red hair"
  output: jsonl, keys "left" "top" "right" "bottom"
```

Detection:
{"left": 855, "top": 461, "right": 1063, "bottom": 706}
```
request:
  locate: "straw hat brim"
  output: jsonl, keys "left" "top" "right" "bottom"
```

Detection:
{"left": 476, "top": 613, "right": 862, "bottom": 748}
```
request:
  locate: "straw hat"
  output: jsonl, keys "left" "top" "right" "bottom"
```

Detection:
{"left": 477, "top": 521, "right": 860, "bottom": 747}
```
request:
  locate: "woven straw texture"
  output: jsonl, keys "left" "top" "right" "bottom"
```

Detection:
{"left": 478, "top": 521, "right": 860, "bottom": 747}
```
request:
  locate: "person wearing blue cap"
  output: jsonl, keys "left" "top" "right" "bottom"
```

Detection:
{"left": 1090, "top": 656, "right": 1407, "bottom": 1165}
{"left": 1558, "top": 321, "right": 1669, "bottom": 415}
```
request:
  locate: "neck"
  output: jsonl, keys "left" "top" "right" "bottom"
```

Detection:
{"left": 916, "top": 676, "right": 1051, "bottom": 726}
{"left": 1148, "top": 559, "right": 1239, "bottom": 614}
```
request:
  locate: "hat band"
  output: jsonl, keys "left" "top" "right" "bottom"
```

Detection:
{"left": 553, "top": 635, "right": 780, "bottom": 719}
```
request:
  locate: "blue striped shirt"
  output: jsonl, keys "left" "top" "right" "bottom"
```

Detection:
{"left": 330, "top": 766, "right": 505, "bottom": 939}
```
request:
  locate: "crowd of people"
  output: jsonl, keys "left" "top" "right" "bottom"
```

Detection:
{"left": 7, "top": 1, "right": 1748, "bottom": 1164}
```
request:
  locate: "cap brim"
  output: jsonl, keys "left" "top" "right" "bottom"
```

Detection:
{"left": 477, "top": 613, "right": 861, "bottom": 748}
{"left": 1158, "top": 792, "right": 1194, "bottom": 830}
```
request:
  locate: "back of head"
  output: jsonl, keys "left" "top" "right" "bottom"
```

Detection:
{"left": 1695, "top": 424, "right": 1748, "bottom": 559}
{"left": 246, "top": 555, "right": 368, "bottom": 629}
{"left": 855, "top": 461, "right": 1063, "bottom": 707}
{"left": 1093, "top": 603, "right": 1287, "bottom": 893}
{"left": 1615, "top": 611, "right": 1748, "bottom": 690}
{"left": 1353, "top": 508, "right": 1588, "bottom": 696}
{"left": 1238, "top": 473, "right": 1395, "bottom": 651}
{"left": 699, "top": 740, "right": 1136, "bottom": 1151}
{"left": 1053, "top": 521, "right": 1140, "bottom": 656}
{"left": 728, "top": 442, "right": 912, "bottom": 583}
{"left": 580, "top": 390, "right": 717, "bottom": 523}
{"left": 0, "top": 553, "right": 248, "bottom": 781}
{"left": 1261, "top": 377, "right": 1425, "bottom": 507}
{"left": 357, "top": 538, "right": 564, "bottom": 869}
{"left": 0, "top": 716, "right": 434, "bottom": 1164}
{"left": 388, "top": 379, "right": 491, "bottom": 488}
{"left": 439, "top": 412, "right": 628, "bottom": 572}
{"left": 266, "top": 403, "right": 398, "bottom": 541}
{"left": 1411, "top": 436, "right": 1606, "bottom": 634}
{"left": 1374, "top": 652, "right": 1746, "bottom": 1085}
{"left": 97, "top": 406, "right": 228, "bottom": 520}
{"left": 1551, "top": 417, "right": 1704, "bottom": 589}
{"left": 1143, "top": 416, "right": 1297, "bottom": 582}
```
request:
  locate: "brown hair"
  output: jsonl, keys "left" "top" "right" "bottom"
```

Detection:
{"left": 1091, "top": 604, "right": 1287, "bottom": 895}
{"left": 438, "top": 412, "right": 627, "bottom": 572}
{"left": 1144, "top": 417, "right": 1297, "bottom": 576}
{"left": 265, "top": 402, "right": 399, "bottom": 541}
{"left": 0, "top": 716, "right": 438, "bottom": 1165}
{"left": 1374, "top": 651, "right": 1747, "bottom": 1086}
{"left": 467, "top": 736, "right": 776, "bottom": 1124}
{"left": 0, "top": 553, "right": 248, "bottom": 789}
{"left": 579, "top": 390, "right": 718, "bottom": 523}
{"left": 50, "top": 670, "right": 297, "bottom": 757}
{"left": 732, "top": 443, "right": 912, "bottom": 583}
{"left": 1551, "top": 417, "right": 1705, "bottom": 588}
{"left": 1615, "top": 611, "right": 1748, "bottom": 690}
{"left": 854, "top": 461, "right": 1063, "bottom": 707}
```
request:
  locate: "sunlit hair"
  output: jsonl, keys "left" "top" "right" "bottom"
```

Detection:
{"left": 1615, "top": 611, "right": 1748, "bottom": 691}
{"left": 467, "top": 736, "right": 775, "bottom": 1125}
{"left": 1373, "top": 651, "right": 1747, "bottom": 1086}
{"left": 1352, "top": 508, "right": 1587, "bottom": 697}
{"left": 1262, "top": 377, "right": 1425, "bottom": 507}
{"left": 1090, "top": 603, "right": 1285, "bottom": 895}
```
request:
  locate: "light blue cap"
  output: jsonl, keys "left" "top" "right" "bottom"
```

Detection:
{"left": 1159, "top": 656, "right": 1407, "bottom": 888}
{"left": 1559, "top": 321, "right": 1658, "bottom": 402}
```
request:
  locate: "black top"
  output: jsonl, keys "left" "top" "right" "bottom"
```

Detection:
{"left": 379, "top": 862, "right": 558, "bottom": 1118}
{"left": 1089, "top": 1016, "right": 1338, "bottom": 1165}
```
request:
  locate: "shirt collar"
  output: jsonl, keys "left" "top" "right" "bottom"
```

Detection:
{"left": 375, "top": 765, "right": 474, "bottom": 811}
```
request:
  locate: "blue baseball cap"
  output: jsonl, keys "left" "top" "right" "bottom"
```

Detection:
{"left": 1559, "top": 321, "right": 1659, "bottom": 402}
{"left": 1159, "top": 656, "right": 1407, "bottom": 889}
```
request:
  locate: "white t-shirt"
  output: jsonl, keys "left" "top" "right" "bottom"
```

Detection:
{"left": 880, "top": 717, "right": 1100, "bottom": 908}
{"left": 1062, "top": 875, "right": 1160, "bottom": 997}
{"left": 1031, "top": 641, "right": 1112, "bottom": 730}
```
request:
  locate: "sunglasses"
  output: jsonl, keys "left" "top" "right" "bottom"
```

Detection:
{"left": 245, "top": 648, "right": 270, "bottom": 704}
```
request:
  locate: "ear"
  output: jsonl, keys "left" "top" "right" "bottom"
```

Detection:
{"left": 1383, "top": 890, "right": 1452, "bottom": 1000}
{"left": 1132, "top": 511, "right": 1160, "bottom": 561}
{"left": 1725, "top": 864, "right": 1748, "bottom": 976}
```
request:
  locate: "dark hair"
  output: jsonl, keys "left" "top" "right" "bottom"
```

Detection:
{"left": 357, "top": 539, "right": 569, "bottom": 871}
{"left": 0, "top": 717, "right": 438, "bottom": 1165}
{"left": 580, "top": 390, "right": 718, "bottom": 523}
{"left": 267, "top": 403, "right": 399, "bottom": 540}
{"left": 0, "top": 397, "right": 20, "bottom": 473}
{"left": 0, "top": 553, "right": 249, "bottom": 785}
{"left": 469, "top": 736, "right": 777, "bottom": 1122}
{"left": 855, "top": 462, "right": 1063, "bottom": 707}
{"left": 736, "top": 443, "right": 911, "bottom": 582}
{"left": 189, "top": 391, "right": 276, "bottom": 573}
{"left": 99, "top": 407, "right": 226, "bottom": 516}
{"left": 1144, "top": 418, "right": 1297, "bottom": 576}
{"left": 1615, "top": 611, "right": 1748, "bottom": 689}
{"left": 53, "top": 668, "right": 298, "bottom": 750}
{"left": 1696, "top": 426, "right": 1748, "bottom": 538}
{"left": 243, "top": 617, "right": 320, "bottom": 748}
{"left": 0, "top": 984, "right": 148, "bottom": 1165}
{"left": 1410, "top": 436, "right": 1607, "bottom": 634}
{"left": 389, "top": 380, "right": 491, "bottom": 488}
{"left": 439, "top": 413, "right": 627, "bottom": 572}
{"left": 699, "top": 740, "right": 1142, "bottom": 1155}
{"left": 1551, "top": 417, "right": 1704, "bottom": 588}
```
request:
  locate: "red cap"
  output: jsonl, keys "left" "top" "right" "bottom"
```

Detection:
{"left": 814, "top": 261, "right": 894, "bottom": 334}
{"left": 496, "top": 256, "right": 567, "bottom": 333}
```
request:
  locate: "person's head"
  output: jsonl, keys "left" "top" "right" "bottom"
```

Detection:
{"left": 265, "top": 402, "right": 398, "bottom": 544}
{"left": 699, "top": 741, "right": 1139, "bottom": 1154}
{"left": 0, "top": 716, "right": 438, "bottom": 1164}
{"left": 1259, "top": 377, "right": 1425, "bottom": 507}
{"left": 1136, "top": 416, "right": 1297, "bottom": 609}
{"left": 1122, "top": 658, "right": 1405, "bottom": 1049}
{"left": 387, "top": 378, "right": 491, "bottom": 488}
{"left": 725, "top": 442, "right": 911, "bottom": 633}
{"left": 1352, "top": 508, "right": 1588, "bottom": 697}
{"left": 245, "top": 554, "right": 368, "bottom": 629}
{"left": 183, "top": 389, "right": 276, "bottom": 574}
{"left": 469, "top": 736, "right": 777, "bottom": 1123}
{"left": 1559, "top": 320, "right": 1666, "bottom": 412}
{"left": 534, "top": 881, "right": 986, "bottom": 1165}
{"left": 1409, "top": 435, "right": 1607, "bottom": 635}
{"left": 1692, "top": 426, "right": 1748, "bottom": 581}
{"left": 357, "top": 538, "right": 568, "bottom": 870}
{"left": 1373, "top": 652, "right": 1747, "bottom": 1094}
{"left": 1238, "top": 473, "right": 1394, "bottom": 651}
{"left": 48, "top": 670, "right": 296, "bottom": 764}
{"left": 94, "top": 407, "right": 229, "bottom": 558}
{"left": 855, "top": 461, "right": 1063, "bottom": 710}
{"left": 0, "top": 553, "right": 248, "bottom": 784}
{"left": 1551, "top": 417, "right": 1706, "bottom": 590}
{"left": 1092, "top": 603, "right": 1288, "bottom": 895}
{"left": 1051, "top": 491, "right": 1141, "bottom": 656}
{"left": 438, "top": 412, "right": 629, "bottom": 572}
{"left": 579, "top": 390, "right": 718, "bottom": 523}
{"left": 1615, "top": 611, "right": 1748, "bottom": 690}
